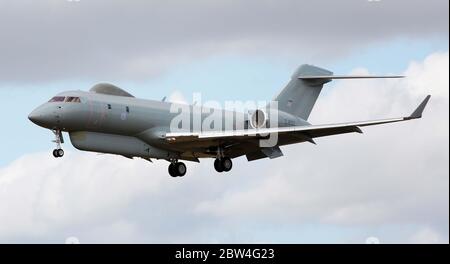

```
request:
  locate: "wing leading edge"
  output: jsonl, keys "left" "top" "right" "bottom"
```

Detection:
{"left": 165, "top": 95, "right": 431, "bottom": 142}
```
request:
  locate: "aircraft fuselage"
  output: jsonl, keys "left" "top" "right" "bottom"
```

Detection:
{"left": 29, "top": 89, "right": 306, "bottom": 161}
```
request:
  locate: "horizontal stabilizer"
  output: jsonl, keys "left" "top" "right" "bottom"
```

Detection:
{"left": 299, "top": 75, "right": 404, "bottom": 80}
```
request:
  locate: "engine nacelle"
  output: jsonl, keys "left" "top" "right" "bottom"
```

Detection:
{"left": 249, "top": 109, "right": 268, "bottom": 129}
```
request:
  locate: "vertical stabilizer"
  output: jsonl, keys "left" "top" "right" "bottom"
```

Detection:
{"left": 274, "top": 64, "right": 332, "bottom": 120}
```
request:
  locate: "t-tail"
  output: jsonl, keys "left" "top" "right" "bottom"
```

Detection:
{"left": 273, "top": 64, "right": 404, "bottom": 120}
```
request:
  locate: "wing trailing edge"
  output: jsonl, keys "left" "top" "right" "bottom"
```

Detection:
{"left": 165, "top": 95, "right": 431, "bottom": 142}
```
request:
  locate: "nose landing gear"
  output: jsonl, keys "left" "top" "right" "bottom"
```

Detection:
{"left": 52, "top": 129, "right": 64, "bottom": 158}
{"left": 53, "top": 148, "right": 64, "bottom": 158}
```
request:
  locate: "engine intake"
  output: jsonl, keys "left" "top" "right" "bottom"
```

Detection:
{"left": 250, "top": 109, "right": 267, "bottom": 129}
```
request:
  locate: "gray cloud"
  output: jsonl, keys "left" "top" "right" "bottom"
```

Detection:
{"left": 0, "top": 51, "right": 448, "bottom": 243}
{"left": 0, "top": 0, "right": 448, "bottom": 82}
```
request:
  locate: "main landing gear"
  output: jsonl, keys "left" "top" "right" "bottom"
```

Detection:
{"left": 214, "top": 157, "right": 233, "bottom": 173}
{"left": 52, "top": 129, "right": 64, "bottom": 158}
{"left": 214, "top": 146, "right": 233, "bottom": 173}
{"left": 168, "top": 160, "right": 187, "bottom": 177}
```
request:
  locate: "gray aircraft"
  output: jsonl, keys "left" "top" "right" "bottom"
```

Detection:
{"left": 28, "top": 65, "right": 430, "bottom": 177}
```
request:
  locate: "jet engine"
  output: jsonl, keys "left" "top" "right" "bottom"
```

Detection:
{"left": 249, "top": 109, "right": 267, "bottom": 129}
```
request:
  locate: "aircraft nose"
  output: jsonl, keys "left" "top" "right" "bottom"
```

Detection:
{"left": 28, "top": 107, "right": 52, "bottom": 127}
{"left": 28, "top": 109, "right": 43, "bottom": 124}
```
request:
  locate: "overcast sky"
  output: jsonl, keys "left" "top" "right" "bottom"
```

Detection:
{"left": 0, "top": 0, "right": 448, "bottom": 82}
{"left": 0, "top": 0, "right": 448, "bottom": 243}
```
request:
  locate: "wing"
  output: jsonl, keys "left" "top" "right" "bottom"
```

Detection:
{"left": 165, "top": 95, "right": 430, "bottom": 160}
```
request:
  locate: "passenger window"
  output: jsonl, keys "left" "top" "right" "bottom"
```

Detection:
{"left": 48, "top": 96, "right": 65, "bottom": 102}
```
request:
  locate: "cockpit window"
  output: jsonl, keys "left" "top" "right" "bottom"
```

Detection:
{"left": 48, "top": 96, "right": 65, "bottom": 102}
{"left": 65, "top": 97, "right": 81, "bottom": 103}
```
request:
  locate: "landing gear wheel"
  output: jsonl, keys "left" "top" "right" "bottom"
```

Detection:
{"left": 214, "top": 158, "right": 233, "bottom": 173}
{"left": 53, "top": 149, "right": 64, "bottom": 158}
{"left": 168, "top": 163, "right": 177, "bottom": 177}
{"left": 221, "top": 157, "right": 233, "bottom": 172}
{"left": 214, "top": 159, "right": 224, "bottom": 172}
{"left": 175, "top": 162, "right": 186, "bottom": 177}
{"left": 57, "top": 149, "right": 64, "bottom": 157}
{"left": 168, "top": 162, "right": 187, "bottom": 177}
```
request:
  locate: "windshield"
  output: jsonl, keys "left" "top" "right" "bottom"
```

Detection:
{"left": 48, "top": 96, "right": 82, "bottom": 103}
{"left": 65, "top": 97, "right": 81, "bottom": 103}
{"left": 48, "top": 96, "right": 65, "bottom": 102}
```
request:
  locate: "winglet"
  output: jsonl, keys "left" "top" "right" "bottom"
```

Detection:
{"left": 407, "top": 95, "right": 431, "bottom": 119}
